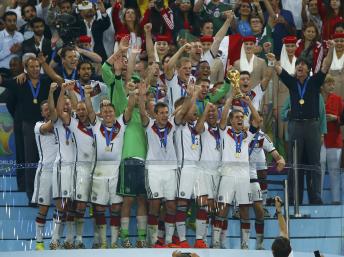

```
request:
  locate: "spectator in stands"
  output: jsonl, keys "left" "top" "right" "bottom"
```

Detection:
{"left": 263, "top": 0, "right": 296, "bottom": 59}
{"left": 0, "top": 56, "right": 52, "bottom": 204}
{"left": 320, "top": 74, "right": 343, "bottom": 204}
{"left": 19, "top": 3, "right": 52, "bottom": 40}
{"left": 317, "top": 0, "right": 344, "bottom": 41}
{"left": 0, "top": 11, "right": 24, "bottom": 73}
{"left": 112, "top": 0, "right": 143, "bottom": 51}
{"left": 270, "top": 39, "right": 335, "bottom": 205}
{"left": 102, "top": 0, "right": 116, "bottom": 59}
{"left": 22, "top": 17, "right": 52, "bottom": 63}
{"left": 328, "top": 32, "right": 344, "bottom": 99}
{"left": 140, "top": 0, "right": 174, "bottom": 41}
{"left": 295, "top": 21, "right": 324, "bottom": 74}
{"left": 301, "top": 0, "right": 322, "bottom": 36}
{"left": 171, "top": 0, "right": 201, "bottom": 40}
{"left": 76, "top": 0, "right": 110, "bottom": 62}
{"left": 195, "top": 0, "right": 231, "bottom": 35}
{"left": 200, "top": 19, "right": 214, "bottom": 36}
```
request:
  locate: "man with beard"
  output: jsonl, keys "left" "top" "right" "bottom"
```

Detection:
{"left": 270, "top": 40, "right": 335, "bottom": 204}
{"left": 22, "top": 17, "right": 52, "bottom": 63}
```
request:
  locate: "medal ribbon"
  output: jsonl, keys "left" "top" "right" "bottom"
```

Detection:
{"left": 156, "top": 126, "right": 168, "bottom": 148}
{"left": 232, "top": 129, "right": 243, "bottom": 154}
{"left": 208, "top": 126, "right": 220, "bottom": 149}
{"left": 62, "top": 68, "right": 77, "bottom": 80}
{"left": 102, "top": 124, "right": 115, "bottom": 147}
{"left": 297, "top": 77, "right": 310, "bottom": 102}
{"left": 196, "top": 99, "right": 205, "bottom": 114}
{"left": 155, "top": 84, "right": 159, "bottom": 103}
{"left": 76, "top": 81, "right": 85, "bottom": 100}
{"left": 249, "top": 132, "right": 259, "bottom": 156}
{"left": 240, "top": 99, "right": 249, "bottom": 116}
{"left": 188, "top": 123, "right": 196, "bottom": 145}
{"left": 28, "top": 79, "right": 41, "bottom": 102}
{"left": 178, "top": 77, "right": 187, "bottom": 97}
{"left": 64, "top": 126, "right": 71, "bottom": 142}
{"left": 217, "top": 107, "right": 223, "bottom": 120}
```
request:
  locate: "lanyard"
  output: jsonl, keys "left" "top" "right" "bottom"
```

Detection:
{"left": 217, "top": 107, "right": 223, "bottom": 120}
{"left": 156, "top": 125, "right": 168, "bottom": 148}
{"left": 102, "top": 124, "right": 115, "bottom": 147}
{"left": 188, "top": 122, "right": 196, "bottom": 145}
{"left": 155, "top": 84, "right": 159, "bottom": 103}
{"left": 249, "top": 132, "right": 259, "bottom": 156}
{"left": 297, "top": 77, "right": 310, "bottom": 101}
{"left": 28, "top": 79, "right": 41, "bottom": 103}
{"left": 178, "top": 77, "right": 187, "bottom": 97}
{"left": 240, "top": 99, "right": 249, "bottom": 116}
{"left": 64, "top": 125, "right": 71, "bottom": 142}
{"left": 232, "top": 129, "right": 243, "bottom": 154}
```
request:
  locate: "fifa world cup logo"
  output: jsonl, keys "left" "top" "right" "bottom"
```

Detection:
{"left": 227, "top": 69, "right": 244, "bottom": 99}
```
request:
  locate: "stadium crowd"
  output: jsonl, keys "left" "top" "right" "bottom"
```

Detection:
{"left": 0, "top": 0, "right": 343, "bottom": 252}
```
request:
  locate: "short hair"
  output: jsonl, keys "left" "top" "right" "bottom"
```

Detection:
{"left": 161, "top": 54, "right": 173, "bottom": 64}
{"left": 295, "top": 57, "right": 311, "bottom": 70}
{"left": 60, "top": 46, "right": 77, "bottom": 59}
{"left": 154, "top": 102, "right": 169, "bottom": 114}
{"left": 271, "top": 237, "right": 292, "bottom": 257}
{"left": 249, "top": 15, "right": 263, "bottom": 24}
{"left": 3, "top": 11, "right": 17, "bottom": 21}
{"left": 334, "top": 21, "right": 344, "bottom": 31}
{"left": 201, "top": 19, "right": 213, "bottom": 28}
{"left": 24, "top": 56, "right": 39, "bottom": 68}
{"left": 58, "top": 0, "right": 72, "bottom": 7}
{"left": 196, "top": 78, "right": 211, "bottom": 85}
{"left": 100, "top": 101, "right": 115, "bottom": 111}
{"left": 40, "top": 100, "right": 48, "bottom": 110}
{"left": 77, "top": 60, "right": 92, "bottom": 71}
{"left": 174, "top": 96, "right": 186, "bottom": 109}
{"left": 29, "top": 17, "right": 45, "bottom": 28}
{"left": 324, "top": 74, "right": 335, "bottom": 83}
{"left": 176, "top": 57, "right": 191, "bottom": 68}
{"left": 229, "top": 109, "right": 244, "bottom": 120}
{"left": 21, "top": 3, "right": 36, "bottom": 17}
{"left": 240, "top": 71, "right": 251, "bottom": 77}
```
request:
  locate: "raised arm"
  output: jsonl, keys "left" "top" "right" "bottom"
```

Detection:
{"left": 193, "top": 0, "right": 204, "bottom": 13}
{"left": 210, "top": 11, "right": 234, "bottom": 57}
{"left": 165, "top": 43, "right": 191, "bottom": 80}
{"left": 219, "top": 95, "right": 233, "bottom": 130}
{"left": 84, "top": 84, "right": 96, "bottom": 124}
{"left": 38, "top": 52, "right": 64, "bottom": 84}
{"left": 39, "top": 120, "right": 54, "bottom": 134}
{"left": 260, "top": 53, "right": 275, "bottom": 91}
{"left": 48, "top": 82, "right": 58, "bottom": 122}
{"left": 57, "top": 83, "right": 71, "bottom": 125}
{"left": 275, "top": 196, "right": 288, "bottom": 238}
{"left": 301, "top": 0, "right": 309, "bottom": 24}
{"left": 144, "top": 23, "right": 155, "bottom": 64}
{"left": 126, "top": 45, "right": 141, "bottom": 84}
{"left": 321, "top": 40, "right": 335, "bottom": 74}
{"left": 175, "top": 83, "right": 199, "bottom": 124}
{"left": 195, "top": 102, "right": 213, "bottom": 134}
{"left": 208, "top": 79, "right": 231, "bottom": 103}
{"left": 138, "top": 82, "right": 149, "bottom": 127}
{"left": 76, "top": 47, "right": 102, "bottom": 63}
{"left": 263, "top": 0, "right": 276, "bottom": 19}
{"left": 271, "top": 54, "right": 282, "bottom": 75}
{"left": 243, "top": 96, "right": 260, "bottom": 127}
{"left": 271, "top": 149, "right": 286, "bottom": 172}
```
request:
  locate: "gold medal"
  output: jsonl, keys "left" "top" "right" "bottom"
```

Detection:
{"left": 33, "top": 99, "right": 38, "bottom": 104}
{"left": 235, "top": 152, "right": 240, "bottom": 158}
{"left": 192, "top": 144, "right": 197, "bottom": 150}
{"left": 299, "top": 99, "right": 305, "bottom": 105}
{"left": 65, "top": 140, "right": 69, "bottom": 145}
{"left": 105, "top": 146, "right": 111, "bottom": 152}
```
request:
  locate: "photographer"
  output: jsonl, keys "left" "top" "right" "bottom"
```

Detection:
{"left": 141, "top": 0, "right": 174, "bottom": 41}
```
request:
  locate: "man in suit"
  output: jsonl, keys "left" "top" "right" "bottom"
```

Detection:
{"left": 22, "top": 17, "right": 52, "bottom": 63}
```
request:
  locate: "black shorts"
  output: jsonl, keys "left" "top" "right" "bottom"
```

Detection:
{"left": 117, "top": 158, "right": 146, "bottom": 197}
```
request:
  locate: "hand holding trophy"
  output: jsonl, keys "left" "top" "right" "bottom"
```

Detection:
{"left": 227, "top": 69, "right": 244, "bottom": 99}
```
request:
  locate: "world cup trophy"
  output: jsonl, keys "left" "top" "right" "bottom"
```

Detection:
{"left": 227, "top": 69, "right": 244, "bottom": 99}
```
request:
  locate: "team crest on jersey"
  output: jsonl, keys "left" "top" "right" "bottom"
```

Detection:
{"left": 180, "top": 191, "right": 185, "bottom": 197}
{"left": 100, "top": 121, "right": 121, "bottom": 140}
{"left": 154, "top": 192, "right": 159, "bottom": 197}
{"left": 77, "top": 121, "right": 93, "bottom": 137}
{"left": 39, "top": 197, "right": 44, "bottom": 203}
{"left": 218, "top": 195, "right": 223, "bottom": 201}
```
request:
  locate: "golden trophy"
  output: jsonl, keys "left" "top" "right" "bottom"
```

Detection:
{"left": 227, "top": 69, "right": 244, "bottom": 99}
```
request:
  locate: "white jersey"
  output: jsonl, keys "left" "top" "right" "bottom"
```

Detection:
{"left": 93, "top": 115, "right": 126, "bottom": 169}
{"left": 232, "top": 84, "right": 265, "bottom": 126}
{"left": 73, "top": 80, "right": 108, "bottom": 114}
{"left": 145, "top": 118, "right": 178, "bottom": 171}
{"left": 175, "top": 121, "right": 201, "bottom": 167}
{"left": 34, "top": 121, "right": 58, "bottom": 170}
{"left": 202, "top": 50, "right": 216, "bottom": 67}
{"left": 69, "top": 117, "right": 95, "bottom": 163}
{"left": 166, "top": 73, "right": 196, "bottom": 112}
{"left": 54, "top": 118, "right": 76, "bottom": 164}
{"left": 249, "top": 130, "right": 275, "bottom": 178}
{"left": 199, "top": 123, "right": 222, "bottom": 171}
{"left": 220, "top": 125, "right": 257, "bottom": 176}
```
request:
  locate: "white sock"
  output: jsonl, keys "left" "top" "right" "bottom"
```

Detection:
{"left": 75, "top": 218, "right": 84, "bottom": 242}
{"left": 65, "top": 221, "right": 75, "bottom": 242}
{"left": 93, "top": 218, "right": 100, "bottom": 244}
{"left": 98, "top": 224, "right": 107, "bottom": 246}
{"left": 262, "top": 190, "right": 268, "bottom": 206}
{"left": 136, "top": 215, "right": 147, "bottom": 240}
{"left": 212, "top": 226, "right": 221, "bottom": 248}
{"left": 241, "top": 228, "right": 250, "bottom": 248}
{"left": 51, "top": 218, "right": 62, "bottom": 242}
{"left": 35, "top": 222, "right": 45, "bottom": 242}
{"left": 147, "top": 224, "right": 158, "bottom": 245}
{"left": 111, "top": 226, "right": 119, "bottom": 244}
{"left": 176, "top": 221, "right": 186, "bottom": 242}
{"left": 220, "top": 226, "right": 227, "bottom": 248}
{"left": 196, "top": 218, "right": 208, "bottom": 240}
{"left": 256, "top": 233, "right": 264, "bottom": 249}
{"left": 165, "top": 222, "right": 175, "bottom": 244}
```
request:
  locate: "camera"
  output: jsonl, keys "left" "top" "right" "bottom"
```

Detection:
{"left": 154, "top": 0, "right": 164, "bottom": 10}
{"left": 55, "top": 13, "right": 80, "bottom": 46}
